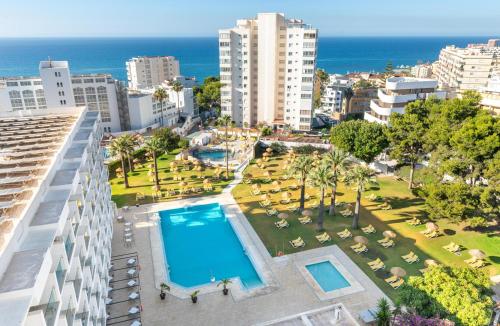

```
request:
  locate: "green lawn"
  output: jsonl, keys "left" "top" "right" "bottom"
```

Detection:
{"left": 110, "top": 149, "right": 234, "bottom": 208}
{"left": 232, "top": 155, "right": 500, "bottom": 300}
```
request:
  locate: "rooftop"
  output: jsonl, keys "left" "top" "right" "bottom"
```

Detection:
{"left": 0, "top": 112, "right": 78, "bottom": 247}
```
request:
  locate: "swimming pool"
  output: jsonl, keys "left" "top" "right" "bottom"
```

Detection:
{"left": 159, "top": 203, "right": 263, "bottom": 289}
{"left": 305, "top": 261, "right": 350, "bottom": 292}
{"left": 192, "top": 148, "right": 227, "bottom": 162}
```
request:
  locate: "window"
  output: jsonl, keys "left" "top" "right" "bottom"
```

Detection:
{"left": 97, "top": 86, "right": 107, "bottom": 94}
{"left": 301, "top": 94, "right": 312, "bottom": 99}
{"left": 72, "top": 79, "right": 82, "bottom": 84}
{"left": 35, "top": 89, "right": 44, "bottom": 97}
{"left": 6, "top": 81, "right": 18, "bottom": 87}
{"left": 302, "top": 77, "right": 313, "bottom": 83}
{"left": 84, "top": 79, "right": 94, "bottom": 83}
{"left": 22, "top": 90, "right": 34, "bottom": 98}
{"left": 85, "top": 87, "right": 96, "bottom": 95}
{"left": 303, "top": 60, "right": 315, "bottom": 66}
{"left": 33, "top": 80, "right": 42, "bottom": 85}
{"left": 303, "top": 51, "right": 315, "bottom": 57}
{"left": 20, "top": 81, "right": 32, "bottom": 86}
{"left": 9, "top": 90, "right": 21, "bottom": 99}
{"left": 219, "top": 42, "right": 230, "bottom": 47}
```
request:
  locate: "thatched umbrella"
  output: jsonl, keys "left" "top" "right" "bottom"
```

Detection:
{"left": 149, "top": 163, "right": 154, "bottom": 169}
{"left": 426, "top": 222, "right": 439, "bottom": 231}
{"left": 252, "top": 183, "right": 261, "bottom": 190}
{"left": 151, "top": 185, "right": 160, "bottom": 191}
{"left": 203, "top": 178, "right": 211, "bottom": 184}
{"left": 133, "top": 158, "right": 140, "bottom": 164}
{"left": 263, "top": 170, "right": 271, "bottom": 178}
{"left": 390, "top": 267, "right": 407, "bottom": 278}
{"left": 272, "top": 180, "right": 281, "bottom": 187}
{"left": 277, "top": 212, "right": 289, "bottom": 220}
{"left": 468, "top": 249, "right": 486, "bottom": 260}
{"left": 147, "top": 171, "right": 153, "bottom": 176}
{"left": 116, "top": 167, "right": 123, "bottom": 173}
{"left": 302, "top": 209, "right": 313, "bottom": 217}
{"left": 383, "top": 230, "right": 397, "bottom": 239}
{"left": 170, "top": 161, "right": 177, "bottom": 167}
{"left": 354, "top": 235, "right": 369, "bottom": 245}
{"left": 179, "top": 181, "right": 187, "bottom": 188}
{"left": 256, "top": 158, "right": 263, "bottom": 166}
{"left": 266, "top": 147, "right": 273, "bottom": 154}
{"left": 424, "top": 259, "right": 439, "bottom": 267}
{"left": 281, "top": 192, "right": 291, "bottom": 199}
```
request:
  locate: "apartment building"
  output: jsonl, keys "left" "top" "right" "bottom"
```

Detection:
{"left": 480, "top": 73, "right": 500, "bottom": 116}
{"left": 411, "top": 63, "right": 433, "bottom": 78}
{"left": 320, "top": 74, "right": 354, "bottom": 118}
{"left": 127, "top": 89, "right": 178, "bottom": 130}
{"left": 126, "top": 56, "right": 180, "bottom": 90}
{"left": 0, "top": 107, "right": 114, "bottom": 326}
{"left": 0, "top": 61, "right": 122, "bottom": 132}
{"left": 365, "top": 77, "right": 446, "bottom": 124}
{"left": 434, "top": 39, "right": 500, "bottom": 94}
{"left": 219, "top": 13, "right": 318, "bottom": 131}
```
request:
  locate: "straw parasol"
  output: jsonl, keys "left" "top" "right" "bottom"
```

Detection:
{"left": 116, "top": 167, "right": 123, "bottom": 173}
{"left": 390, "top": 267, "right": 407, "bottom": 278}
{"left": 133, "top": 158, "right": 140, "bottom": 164}
{"left": 151, "top": 185, "right": 160, "bottom": 191}
{"left": 302, "top": 209, "right": 313, "bottom": 217}
{"left": 424, "top": 259, "right": 439, "bottom": 267}
{"left": 195, "top": 165, "right": 203, "bottom": 172}
{"left": 277, "top": 212, "right": 289, "bottom": 220}
{"left": 256, "top": 158, "right": 263, "bottom": 166}
{"left": 272, "top": 180, "right": 281, "bottom": 187}
{"left": 170, "top": 161, "right": 177, "bottom": 167}
{"left": 383, "top": 230, "right": 397, "bottom": 239}
{"left": 468, "top": 249, "right": 486, "bottom": 259}
{"left": 203, "top": 178, "right": 211, "bottom": 184}
{"left": 281, "top": 191, "right": 291, "bottom": 199}
{"left": 252, "top": 183, "right": 261, "bottom": 189}
{"left": 264, "top": 170, "right": 271, "bottom": 178}
{"left": 179, "top": 181, "right": 187, "bottom": 188}
{"left": 266, "top": 147, "right": 273, "bottom": 154}
{"left": 147, "top": 171, "right": 153, "bottom": 176}
{"left": 426, "top": 222, "right": 439, "bottom": 231}
{"left": 354, "top": 235, "right": 369, "bottom": 245}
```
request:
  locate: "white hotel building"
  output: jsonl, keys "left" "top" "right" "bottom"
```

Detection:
{"left": 126, "top": 56, "right": 180, "bottom": 90}
{"left": 0, "top": 108, "right": 114, "bottom": 326}
{"left": 219, "top": 13, "right": 318, "bottom": 131}
{"left": 365, "top": 77, "right": 446, "bottom": 124}
{"left": 0, "top": 61, "right": 122, "bottom": 132}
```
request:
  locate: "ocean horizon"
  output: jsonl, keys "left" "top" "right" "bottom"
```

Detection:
{"left": 0, "top": 36, "right": 495, "bottom": 82}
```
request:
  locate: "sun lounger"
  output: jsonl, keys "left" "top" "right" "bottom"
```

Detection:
{"left": 337, "top": 229, "right": 352, "bottom": 239}
{"left": 361, "top": 224, "right": 376, "bottom": 234}
{"left": 289, "top": 237, "right": 305, "bottom": 248}
{"left": 406, "top": 218, "right": 422, "bottom": 226}
{"left": 280, "top": 198, "right": 291, "bottom": 205}
{"left": 469, "top": 259, "right": 485, "bottom": 268}
{"left": 259, "top": 200, "right": 271, "bottom": 208}
{"left": 384, "top": 275, "right": 399, "bottom": 284}
{"left": 287, "top": 204, "right": 299, "bottom": 212}
{"left": 309, "top": 201, "right": 319, "bottom": 209}
{"left": 252, "top": 190, "right": 261, "bottom": 195}
{"left": 275, "top": 219, "right": 289, "bottom": 229}
{"left": 377, "top": 237, "right": 390, "bottom": 244}
{"left": 353, "top": 244, "right": 368, "bottom": 254}
{"left": 443, "top": 242, "right": 461, "bottom": 255}
{"left": 390, "top": 278, "right": 405, "bottom": 289}
{"left": 315, "top": 232, "right": 331, "bottom": 244}
{"left": 368, "top": 258, "right": 383, "bottom": 266}
{"left": 298, "top": 216, "right": 312, "bottom": 224}
{"left": 402, "top": 252, "right": 419, "bottom": 263}
{"left": 350, "top": 243, "right": 362, "bottom": 250}
{"left": 266, "top": 208, "right": 278, "bottom": 216}
{"left": 464, "top": 257, "right": 477, "bottom": 264}
{"left": 380, "top": 240, "right": 395, "bottom": 248}
{"left": 340, "top": 209, "right": 353, "bottom": 217}
{"left": 425, "top": 230, "right": 440, "bottom": 238}
{"left": 369, "top": 261, "right": 385, "bottom": 271}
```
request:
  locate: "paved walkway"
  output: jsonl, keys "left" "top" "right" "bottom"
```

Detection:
{"left": 110, "top": 164, "right": 389, "bottom": 325}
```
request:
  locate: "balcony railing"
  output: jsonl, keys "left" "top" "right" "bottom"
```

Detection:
{"left": 64, "top": 237, "right": 75, "bottom": 260}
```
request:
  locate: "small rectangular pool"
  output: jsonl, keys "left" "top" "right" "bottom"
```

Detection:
{"left": 305, "top": 261, "right": 350, "bottom": 292}
{"left": 159, "top": 203, "right": 263, "bottom": 289}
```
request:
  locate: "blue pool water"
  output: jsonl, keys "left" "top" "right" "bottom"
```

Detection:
{"left": 159, "top": 203, "right": 263, "bottom": 289}
{"left": 193, "top": 149, "right": 227, "bottom": 162}
{"left": 306, "top": 261, "right": 350, "bottom": 292}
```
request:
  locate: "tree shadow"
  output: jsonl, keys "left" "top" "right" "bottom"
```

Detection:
{"left": 443, "top": 229, "right": 456, "bottom": 236}
{"left": 490, "top": 256, "right": 500, "bottom": 264}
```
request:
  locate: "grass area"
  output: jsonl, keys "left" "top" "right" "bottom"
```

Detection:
{"left": 232, "top": 155, "right": 500, "bottom": 300}
{"left": 110, "top": 149, "right": 234, "bottom": 208}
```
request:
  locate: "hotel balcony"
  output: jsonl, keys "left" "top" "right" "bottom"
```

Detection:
{"left": 364, "top": 110, "right": 389, "bottom": 125}
{"left": 370, "top": 99, "right": 405, "bottom": 117}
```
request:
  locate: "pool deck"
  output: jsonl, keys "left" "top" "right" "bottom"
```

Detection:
{"left": 110, "top": 168, "right": 389, "bottom": 325}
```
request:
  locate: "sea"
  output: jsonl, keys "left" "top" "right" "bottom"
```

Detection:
{"left": 0, "top": 37, "right": 495, "bottom": 82}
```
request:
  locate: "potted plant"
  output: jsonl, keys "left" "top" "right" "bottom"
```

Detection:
{"left": 159, "top": 282, "right": 170, "bottom": 300}
{"left": 217, "top": 279, "right": 232, "bottom": 295}
{"left": 190, "top": 290, "right": 200, "bottom": 303}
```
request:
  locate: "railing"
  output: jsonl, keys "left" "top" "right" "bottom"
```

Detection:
{"left": 65, "top": 237, "right": 74, "bottom": 260}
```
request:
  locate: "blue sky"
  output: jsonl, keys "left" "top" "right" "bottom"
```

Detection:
{"left": 1, "top": 0, "right": 499, "bottom": 37}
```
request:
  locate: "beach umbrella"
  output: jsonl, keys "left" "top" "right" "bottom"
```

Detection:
{"left": 195, "top": 165, "right": 203, "bottom": 171}
{"left": 170, "top": 161, "right": 177, "bottom": 167}
{"left": 179, "top": 181, "right": 187, "bottom": 187}
{"left": 263, "top": 152, "right": 269, "bottom": 157}
{"left": 147, "top": 171, "right": 153, "bottom": 176}
{"left": 149, "top": 164, "right": 154, "bottom": 169}
{"left": 264, "top": 171, "right": 271, "bottom": 178}
{"left": 193, "top": 159, "right": 201, "bottom": 165}
{"left": 281, "top": 192, "right": 291, "bottom": 199}
{"left": 383, "top": 230, "right": 397, "bottom": 239}
{"left": 266, "top": 147, "right": 273, "bottom": 153}
{"left": 354, "top": 235, "right": 369, "bottom": 245}
{"left": 203, "top": 178, "right": 211, "bottom": 184}
{"left": 426, "top": 222, "right": 439, "bottom": 231}
{"left": 272, "top": 180, "right": 281, "bottom": 187}
{"left": 260, "top": 194, "right": 271, "bottom": 201}
{"left": 468, "top": 249, "right": 486, "bottom": 260}
{"left": 424, "top": 259, "right": 439, "bottom": 267}
{"left": 302, "top": 209, "right": 313, "bottom": 217}
{"left": 277, "top": 212, "right": 289, "bottom": 219}
{"left": 151, "top": 185, "right": 160, "bottom": 191}
{"left": 116, "top": 167, "right": 122, "bottom": 173}
{"left": 133, "top": 158, "right": 140, "bottom": 164}
{"left": 252, "top": 183, "right": 261, "bottom": 189}
{"left": 390, "top": 267, "right": 407, "bottom": 278}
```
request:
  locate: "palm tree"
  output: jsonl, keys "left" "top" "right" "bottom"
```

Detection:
{"left": 324, "top": 148, "right": 348, "bottom": 215}
{"left": 109, "top": 135, "right": 134, "bottom": 188}
{"left": 171, "top": 81, "right": 184, "bottom": 120}
{"left": 143, "top": 136, "right": 165, "bottom": 187}
{"left": 122, "top": 134, "right": 139, "bottom": 172}
{"left": 375, "top": 298, "right": 392, "bottom": 326}
{"left": 153, "top": 87, "right": 169, "bottom": 127}
{"left": 343, "top": 165, "right": 376, "bottom": 229}
{"left": 308, "top": 163, "right": 333, "bottom": 231}
{"left": 217, "top": 115, "right": 233, "bottom": 179}
{"left": 288, "top": 155, "right": 314, "bottom": 211}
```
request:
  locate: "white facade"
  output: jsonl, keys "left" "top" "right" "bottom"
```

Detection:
{"left": 0, "top": 107, "right": 113, "bottom": 326}
{"left": 127, "top": 89, "right": 178, "bottom": 131}
{"left": 410, "top": 64, "right": 433, "bottom": 78}
{"left": 320, "top": 74, "right": 353, "bottom": 114}
{"left": 219, "top": 13, "right": 317, "bottom": 131}
{"left": 434, "top": 39, "right": 500, "bottom": 92}
{"left": 480, "top": 73, "right": 500, "bottom": 115}
{"left": 0, "top": 61, "right": 121, "bottom": 133}
{"left": 365, "top": 77, "right": 446, "bottom": 124}
{"left": 126, "top": 56, "right": 180, "bottom": 90}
